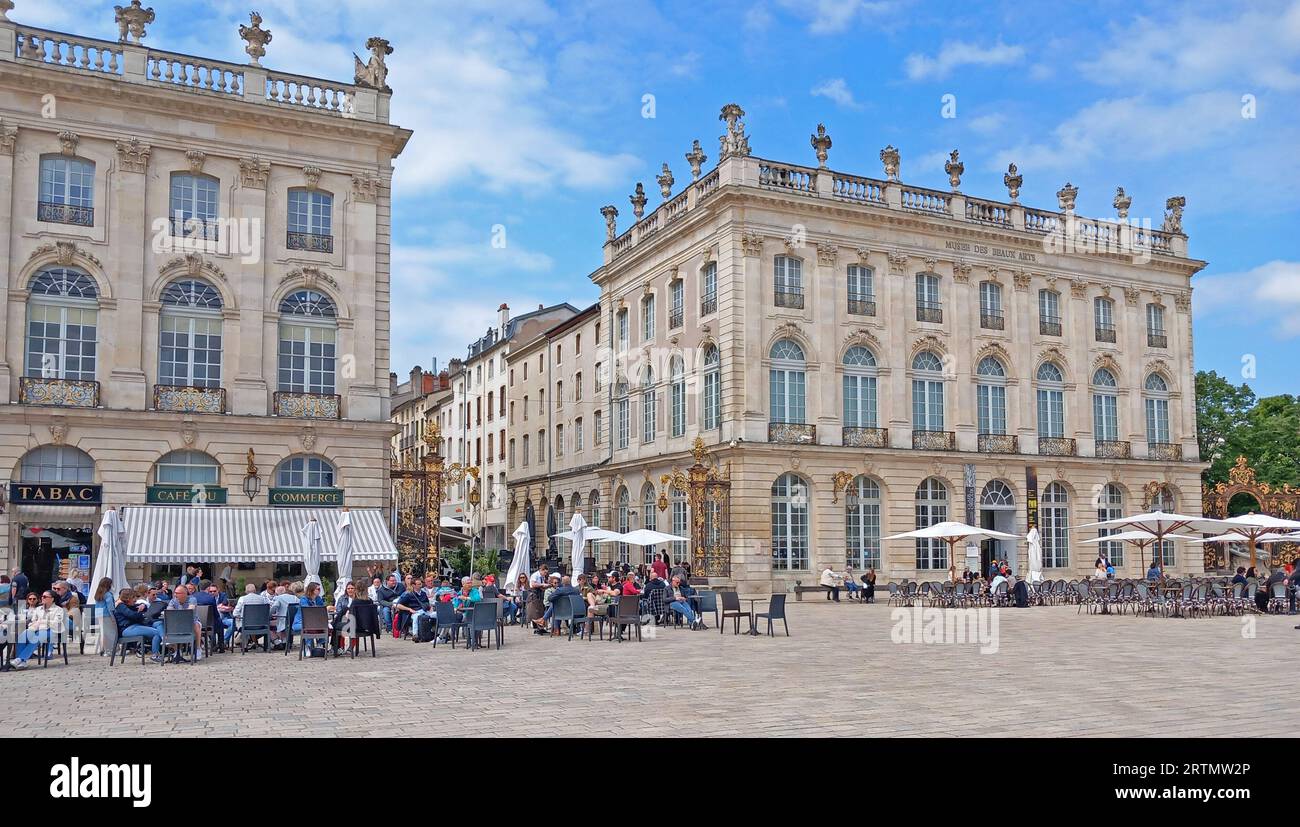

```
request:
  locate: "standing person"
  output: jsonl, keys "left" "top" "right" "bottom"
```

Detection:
{"left": 651, "top": 551, "right": 669, "bottom": 582}
{"left": 819, "top": 566, "right": 841, "bottom": 602}
{"left": 862, "top": 568, "right": 877, "bottom": 603}
{"left": 11, "top": 568, "right": 29, "bottom": 603}
{"left": 1146, "top": 560, "right": 1162, "bottom": 582}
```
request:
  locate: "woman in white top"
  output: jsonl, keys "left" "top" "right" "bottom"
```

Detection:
{"left": 1093, "top": 562, "right": 1109, "bottom": 580}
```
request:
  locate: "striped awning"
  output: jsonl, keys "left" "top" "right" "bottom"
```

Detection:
{"left": 121, "top": 506, "right": 397, "bottom": 563}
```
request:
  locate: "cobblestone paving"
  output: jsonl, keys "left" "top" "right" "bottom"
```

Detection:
{"left": 1, "top": 602, "right": 1290, "bottom": 737}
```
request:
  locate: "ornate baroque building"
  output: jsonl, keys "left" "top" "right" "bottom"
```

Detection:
{"left": 0, "top": 5, "right": 410, "bottom": 588}
{"left": 510, "top": 105, "right": 1206, "bottom": 593}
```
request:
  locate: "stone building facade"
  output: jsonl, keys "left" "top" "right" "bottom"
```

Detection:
{"left": 509, "top": 105, "right": 1206, "bottom": 594}
{"left": 0, "top": 6, "right": 410, "bottom": 589}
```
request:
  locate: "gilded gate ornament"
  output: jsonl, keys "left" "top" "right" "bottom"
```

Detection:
{"left": 1201, "top": 456, "right": 1300, "bottom": 569}
{"left": 660, "top": 438, "right": 732, "bottom": 577}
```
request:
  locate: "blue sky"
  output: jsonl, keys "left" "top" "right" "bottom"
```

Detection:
{"left": 21, "top": 0, "right": 1300, "bottom": 396}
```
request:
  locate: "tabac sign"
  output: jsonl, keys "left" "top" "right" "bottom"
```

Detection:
{"left": 269, "top": 487, "right": 344, "bottom": 507}
{"left": 9, "top": 483, "right": 102, "bottom": 505}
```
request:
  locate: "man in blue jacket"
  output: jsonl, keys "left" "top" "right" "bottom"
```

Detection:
{"left": 112, "top": 588, "right": 163, "bottom": 663}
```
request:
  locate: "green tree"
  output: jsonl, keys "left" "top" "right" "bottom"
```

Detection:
{"left": 1195, "top": 370, "right": 1255, "bottom": 485}
{"left": 1240, "top": 394, "right": 1300, "bottom": 487}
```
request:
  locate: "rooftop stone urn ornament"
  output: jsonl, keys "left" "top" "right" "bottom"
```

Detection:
{"left": 1057, "top": 182, "right": 1078, "bottom": 213}
{"left": 600, "top": 205, "right": 619, "bottom": 241}
{"left": 114, "top": 1, "right": 155, "bottom": 44}
{"left": 354, "top": 36, "right": 393, "bottom": 92}
{"left": 1003, "top": 163, "right": 1022, "bottom": 203}
{"left": 0, "top": 0, "right": 14, "bottom": 23}
{"left": 629, "top": 183, "right": 647, "bottom": 220}
{"left": 880, "top": 145, "right": 900, "bottom": 182}
{"left": 1162, "top": 196, "right": 1186, "bottom": 234}
{"left": 685, "top": 139, "right": 707, "bottom": 180}
{"left": 810, "top": 123, "right": 832, "bottom": 168}
{"left": 239, "top": 11, "right": 272, "bottom": 66}
{"left": 1113, "top": 186, "right": 1132, "bottom": 219}
{"left": 944, "top": 149, "right": 964, "bottom": 191}
{"left": 656, "top": 163, "right": 674, "bottom": 200}
{"left": 718, "top": 103, "right": 751, "bottom": 159}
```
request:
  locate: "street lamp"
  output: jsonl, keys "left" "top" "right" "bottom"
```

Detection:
{"left": 242, "top": 448, "right": 262, "bottom": 502}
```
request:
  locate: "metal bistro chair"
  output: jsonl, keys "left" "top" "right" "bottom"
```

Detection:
{"left": 239, "top": 603, "right": 273, "bottom": 653}
{"left": 753, "top": 594, "right": 789, "bottom": 637}
{"left": 196, "top": 605, "right": 221, "bottom": 657}
{"left": 36, "top": 625, "right": 70, "bottom": 667}
{"left": 719, "top": 590, "right": 749, "bottom": 636}
{"left": 432, "top": 600, "right": 467, "bottom": 649}
{"left": 281, "top": 603, "right": 299, "bottom": 655}
{"left": 561, "top": 594, "right": 597, "bottom": 641}
{"left": 102, "top": 617, "right": 148, "bottom": 666}
{"left": 692, "top": 590, "right": 719, "bottom": 631}
{"left": 160, "top": 609, "right": 197, "bottom": 666}
{"left": 298, "top": 606, "right": 331, "bottom": 659}
{"left": 606, "top": 593, "right": 642, "bottom": 642}
{"left": 348, "top": 601, "right": 381, "bottom": 657}
{"left": 466, "top": 599, "right": 501, "bottom": 651}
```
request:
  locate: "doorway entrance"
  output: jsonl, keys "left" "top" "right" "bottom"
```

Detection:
{"left": 979, "top": 480, "right": 1017, "bottom": 575}
{"left": 20, "top": 525, "right": 94, "bottom": 594}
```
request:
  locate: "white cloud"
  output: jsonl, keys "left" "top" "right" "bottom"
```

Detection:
{"left": 776, "top": 0, "right": 902, "bottom": 35}
{"left": 904, "top": 39, "right": 1025, "bottom": 81}
{"left": 1079, "top": 2, "right": 1300, "bottom": 92}
{"left": 967, "top": 113, "right": 1006, "bottom": 135}
{"left": 810, "top": 77, "right": 861, "bottom": 109}
{"left": 1195, "top": 260, "right": 1300, "bottom": 338}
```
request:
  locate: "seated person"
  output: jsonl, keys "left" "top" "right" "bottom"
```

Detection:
{"left": 194, "top": 580, "right": 234, "bottom": 648}
{"left": 862, "top": 568, "right": 877, "bottom": 603}
{"left": 546, "top": 576, "right": 581, "bottom": 635}
{"left": 1146, "top": 561, "right": 1162, "bottom": 582}
{"left": 331, "top": 581, "right": 361, "bottom": 655}
{"left": 10, "top": 591, "right": 65, "bottom": 669}
{"left": 232, "top": 583, "right": 270, "bottom": 644}
{"left": 165, "top": 584, "right": 205, "bottom": 662}
{"left": 537, "top": 573, "right": 562, "bottom": 632}
{"left": 394, "top": 581, "right": 433, "bottom": 639}
{"left": 842, "top": 566, "right": 860, "bottom": 600}
{"left": 1011, "top": 576, "right": 1031, "bottom": 608}
{"left": 269, "top": 585, "right": 299, "bottom": 646}
{"left": 112, "top": 588, "right": 163, "bottom": 663}
{"left": 668, "top": 576, "right": 700, "bottom": 628}
{"left": 819, "top": 567, "right": 841, "bottom": 602}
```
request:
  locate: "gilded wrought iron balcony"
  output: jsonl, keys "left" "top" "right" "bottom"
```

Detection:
{"left": 1038, "top": 436, "right": 1077, "bottom": 456}
{"left": 843, "top": 426, "right": 888, "bottom": 448}
{"left": 1147, "top": 332, "right": 1168, "bottom": 348}
{"left": 169, "top": 215, "right": 220, "bottom": 241}
{"left": 286, "top": 230, "right": 334, "bottom": 253}
{"left": 153, "top": 384, "right": 226, "bottom": 413}
{"left": 38, "top": 201, "right": 94, "bottom": 226}
{"left": 1039, "top": 317, "right": 1062, "bottom": 336}
{"left": 847, "top": 295, "right": 876, "bottom": 316}
{"left": 668, "top": 308, "right": 683, "bottom": 329}
{"left": 980, "top": 309, "right": 1005, "bottom": 330}
{"left": 916, "top": 301, "right": 943, "bottom": 323}
{"left": 19, "top": 377, "right": 99, "bottom": 408}
{"left": 769, "top": 422, "right": 816, "bottom": 445}
{"left": 912, "top": 429, "right": 955, "bottom": 451}
{"left": 274, "top": 391, "right": 341, "bottom": 419}
{"left": 700, "top": 294, "right": 717, "bottom": 316}
{"left": 774, "top": 289, "right": 804, "bottom": 309}
{"left": 978, "top": 433, "right": 1019, "bottom": 454}
{"left": 1095, "top": 439, "right": 1131, "bottom": 459}
{"left": 1095, "top": 323, "right": 1117, "bottom": 343}
{"left": 1147, "top": 442, "right": 1183, "bottom": 461}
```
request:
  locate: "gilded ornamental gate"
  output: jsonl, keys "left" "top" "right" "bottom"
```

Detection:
{"left": 661, "top": 437, "right": 732, "bottom": 578}
{"left": 390, "top": 423, "right": 471, "bottom": 576}
{"left": 1201, "top": 456, "right": 1299, "bottom": 569}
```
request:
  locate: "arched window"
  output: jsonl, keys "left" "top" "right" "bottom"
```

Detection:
{"left": 26, "top": 268, "right": 99, "bottom": 381}
{"left": 39, "top": 156, "right": 95, "bottom": 226}
{"left": 19, "top": 445, "right": 94, "bottom": 483}
{"left": 287, "top": 188, "right": 334, "bottom": 251}
{"left": 553, "top": 495, "right": 567, "bottom": 559}
{"left": 169, "top": 172, "right": 220, "bottom": 240}
{"left": 589, "top": 490, "right": 601, "bottom": 530}
{"left": 1149, "top": 485, "right": 1176, "bottom": 567}
{"left": 616, "top": 486, "right": 630, "bottom": 564}
{"left": 845, "top": 475, "right": 880, "bottom": 569}
{"left": 975, "top": 357, "right": 1007, "bottom": 435}
{"left": 159, "top": 279, "right": 223, "bottom": 389}
{"left": 773, "top": 256, "right": 803, "bottom": 307}
{"left": 1144, "top": 373, "right": 1171, "bottom": 446}
{"left": 278, "top": 290, "right": 338, "bottom": 395}
{"left": 702, "top": 345, "right": 721, "bottom": 430}
{"left": 842, "top": 346, "right": 878, "bottom": 428}
{"left": 1097, "top": 483, "right": 1125, "bottom": 566}
{"left": 915, "top": 478, "right": 948, "bottom": 569}
{"left": 911, "top": 351, "right": 945, "bottom": 431}
{"left": 669, "top": 355, "right": 685, "bottom": 437}
{"left": 641, "top": 365, "right": 657, "bottom": 443}
{"left": 275, "top": 456, "right": 336, "bottom": 488}
{"left": 615, "top": 377, "right": 630, "bottom": 449}
{"left": 769, "top": 339, "right": 806, "bottom": 424}
{"left": 1040, "top": 482, "right": 1069, "bottom": 567}
{"left": 771, "top": 473, "right": 809, "bottom": 570}
{"left": 154, "top": 449, "right": 220, "bottom": 486}
{"left": 641, "top": 483, "right": 658, "bottom": 565}
{"left": 980, "top": 480, "right": 1015, "bottom": 507}
{"left": 1036, "top": 362, "right": 1065, "bottom": 438}
{"left": 1092, "top": 368, "right": 1119, "bottom": 442}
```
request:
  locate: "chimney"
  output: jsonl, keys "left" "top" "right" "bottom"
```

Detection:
{"left": 538, "top": 303, "right": 544, "bottom": 311}
{"left": 498, "top": 303, "right": 510, "bottom": 332}
{"left": 409, "top": 365, "right": 423, "bottom": 391}
{"left": 388, "top": 372, "right": 398, "bottom": 395}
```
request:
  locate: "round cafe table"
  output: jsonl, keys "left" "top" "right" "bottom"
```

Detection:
{"left": 740, "top": 598, "right": 763, "bottom": 636}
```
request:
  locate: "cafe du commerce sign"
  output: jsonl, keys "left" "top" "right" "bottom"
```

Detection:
{"left": 268, "top": 487, "right": 344, "bottom": 507}
{"left": 146, "top": 485, "right": 228, "bottom": 505}
{"left": 9, "top": 483, "right": 103, "bottom": 505}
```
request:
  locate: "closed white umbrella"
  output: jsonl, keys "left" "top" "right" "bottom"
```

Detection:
{"left": 301, "top": 517, "right": 323, "bottom": 587}
{"left": 1026, "top": 527, "right": 1043, "bottom": 583}
{"left": 333, "top": 508, "right": 354, "bottom": 602}
{"left": 568, "top": 512, "right": 589, "bottom": 579}
{"left": 92, "top": 508, "right": 129, "bottom": 653}
{"left": 506, "top": 520, "right": 531, "bottom": 587}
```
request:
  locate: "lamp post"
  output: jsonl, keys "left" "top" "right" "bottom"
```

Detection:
{"left": 416, "top": 422, "right": 469, "bottom": 576}
{"left": 242, "top": 448, "right": 262, "bottom": 502}
{"left": 467, "top": 482, "right": 481, "bottom": 561}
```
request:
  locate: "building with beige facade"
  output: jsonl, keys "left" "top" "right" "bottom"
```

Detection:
{"left": 0, "top": 4, "right": 409, "bottom": 590}
{"left": 507, "top": 104, "right": 1206, "bottom": 594}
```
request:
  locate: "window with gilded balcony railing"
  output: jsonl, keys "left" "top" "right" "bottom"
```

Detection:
{"left": 1095, "top": 439, "right": 1131, "bottom": 459}
{"left": 1039, "top": 316, "right": 1062, "bottom": 336}
{"left": 977, "top": 433, "right": 1018, "bottom": 454}
{"left": 774, "top": 289, "right": 804, "bottom": 309}
{"left": 847, "top": 293, "right": 875, "bottom": 316}
{"left": 288, "top": 188, "right": 333, "bottom": 252}
{"left": 912, "top": 429, "right": 955, "bottom": 451}
{"left": 1038, "top": 436, "right": 1077, "bottom": 456}
{"left": 916, "top": 273, "right": 941, "bottom": 322}
{"left": 980, "top": 308, "right": 1004, "bottom": 330}
{"left": 1095, "top": 322, "right": 1117, "bottom": 343}
{"left": 39, "top": 157, "right": 95, "bottom": 227}
{"left": 916, "top": 300, "right": 942, "bottom": 323}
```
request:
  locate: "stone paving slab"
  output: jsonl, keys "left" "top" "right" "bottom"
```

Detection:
{"left": 0, "top": 602, "right": 1290, "bottom": 737}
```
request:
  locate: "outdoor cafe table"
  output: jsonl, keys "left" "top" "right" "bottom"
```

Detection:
{"left": 740, "top": 598, "right": 763, "bottom": 636}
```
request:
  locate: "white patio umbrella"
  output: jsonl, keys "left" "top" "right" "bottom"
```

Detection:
{"left": 1183, "top": 513, "right": 1300, "bottom": 569}
{"left": 506, "top": 520, "right": 532, "bottom": 587}
{"left": 440, "top": 516, "right": 468, "bottom": 529}
{"left": 883, "top": 521, "right": 1022, "bottom": 572}
{"left": 1078, "top": 510, "right": 1233, "bottom": 572}
{"left": 301, "top": 517, "right": 323, "bottom": 587}
{"left": 1025, "top": 527, "right": 1043, "bottom": 583}
{"left": 333, "top": 508, "right": 354, "bottom": 602}
{"left": 1080, "top": 530, "right": 1200, "bottom": 571}
{"left": 614, "top": 528, "right": 690, "bottom": 547}
{"left": 567, "top": 512, "right": 589, "bottom": 579}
